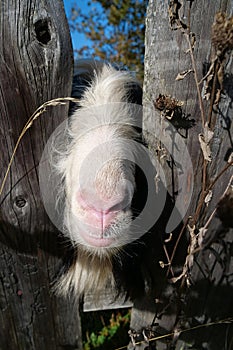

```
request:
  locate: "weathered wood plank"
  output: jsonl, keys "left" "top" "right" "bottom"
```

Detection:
{"left": 83, "top": 289, "right": 132, "bottom": 312}
{"left": 0, "top": 1, "right": 82, "bottom": 349}
{"left": 129, "top": 0, "right": 233, "bottom": 349}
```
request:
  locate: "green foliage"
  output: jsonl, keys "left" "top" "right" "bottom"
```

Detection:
{"left": 82, "top": 309, "right": 131, "bottom": 350}
{"left": 70, "top": 0, "right": 148, "bottom": 80}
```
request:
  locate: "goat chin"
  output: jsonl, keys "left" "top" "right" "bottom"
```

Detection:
{"left": 54, "top": 249, "right": 115, "bottom": 300}
{"left": 52, "top": 61, "right": 143, "bottom": 300}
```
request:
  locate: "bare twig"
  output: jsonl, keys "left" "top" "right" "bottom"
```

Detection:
{"left": 166, "top": 216, "right": 190, "bottom": 278}
{"left": 185, "top": 32, "right": 206, "bottom": 129}
{"left": 208, "top": 161, "right": 233, "bottom": 192}
{"left": 192, "top": 160, "right": 233, "bottom": 225}
{"left": 207, "top": 60, "right": 220, "bottom": 126}
{"left": 170, "top": 224, "right": 196, "bottom": 286}
{"left": 162, "top": 244, "right": 174, "bottom": 277}
{"left": 115, "top": 318, "right": 233, "bottom": 350}
{"left": 193, "top": 162, "right": 208, "bottom": 225}
{"left": 193, "top": 173, "right": 232, "bottom": 256}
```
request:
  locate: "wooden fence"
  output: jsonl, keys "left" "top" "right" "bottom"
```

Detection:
{"left": 0, "top": 1, "right": 83, "bottom": 349}
{"left": 0, "top": 1, "right": 233, "bottom": 350}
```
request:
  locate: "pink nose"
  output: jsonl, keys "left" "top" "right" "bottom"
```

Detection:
{"left": 86, "top": 206, "right": 118, "bottom": 230}
{"left": 76, "top": 188, "right": 132, "bottom": 230}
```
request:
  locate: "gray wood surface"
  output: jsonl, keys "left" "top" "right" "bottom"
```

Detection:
{"left": 0, "top": 1, "right": 82, "bottom": 349}
{"left": 1, "top": 1, "right": 232, "bottom": 349}
{"left": 129, "top": 0, "right": 233, "bottom": 349}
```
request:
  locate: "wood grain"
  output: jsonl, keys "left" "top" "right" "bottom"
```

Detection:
{"left": 130, "top": 0, "right": 233, "bottom": 349}
{"left": 0, "top": 1, "right": 82, "bottom": 349}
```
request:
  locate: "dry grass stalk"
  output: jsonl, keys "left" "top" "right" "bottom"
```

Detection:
{"left": 0, "top": 97, "right": 79, "bottom": 197}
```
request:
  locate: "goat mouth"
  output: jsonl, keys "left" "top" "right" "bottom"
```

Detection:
{"left": 79, "top": 230, "right": 116, "bottom": 248}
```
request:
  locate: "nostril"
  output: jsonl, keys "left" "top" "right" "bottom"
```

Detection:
{"left": 77, "top": 185, "right": 133, "bottom": 215}
{"left": 108, "top": 195, "right": 131, "bottom": 213}
{"left": 76, "top": 186, "right": 134, "bottom": 230}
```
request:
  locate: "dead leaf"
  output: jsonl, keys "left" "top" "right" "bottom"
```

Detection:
{"left": 197, "top": 227, "right": 208, "bottom": 247}
{"left": 214, "top": 89, "right": 222, "bottom": 105}
{"left": 175, "top": 69, "right": 193, "bottom": 81}
{"left": 204, "top": 123, "right": 214, "bottom": 143}
{"left": 205, "top": 190, "right": 213, "bottom": 206}
{"left": 199, "top": 134, "right": 212, "bottom": 161}
{"left": 198, "top": 124, "right": 214, "bottom": 161}
{"left": 168, "top": 0, "right": 187, "bottom": 31}
{"left": 217, "top": 64, "right": 224, "bottom": 89}
{"left": 203, "top": 72, "right": 214, "bottom": 100}
{"left": 173, "top": 328, "right": 181, "bottom": 341}
{"left": 159, "top": 261, "right": 165, "bottom": 268}
{"left": 199, "top": 60, "right": 216, "bottom": 85}
{"left": 170, "top": 224, "right": 197, "bottom": 285}
{"left": 227, "top": 152, "right": 233, "bottom": 163}
{"left": 164, "top": 233, "right": 173, "bottom": 243}
{"left": 190, "top": 32, "right": 196, "bottom": 50}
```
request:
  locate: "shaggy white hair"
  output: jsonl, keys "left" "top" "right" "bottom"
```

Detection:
{"left": 54, "top": 62, "right": 142, "bottom": 298}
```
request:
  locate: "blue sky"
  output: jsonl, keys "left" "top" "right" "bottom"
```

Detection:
{"left": 63, "top": 0, "right": 91, "bottom": 53}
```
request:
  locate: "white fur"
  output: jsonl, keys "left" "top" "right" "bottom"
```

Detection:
{"left": 54, "top": 62, "right": 141, "bottom": 298}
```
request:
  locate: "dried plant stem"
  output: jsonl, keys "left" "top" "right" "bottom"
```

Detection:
{"left": 185, "top": 30, "right": 209, "bottom": 225}
{"left": 166, "top": 216, "right": 190, "bottom": 278}
{"left": 192, "top": 160, "right": 233, "bottom": 225}
{"left": 207, "top": 60, "right": 220, "bottom": 126}
{"left": 192, "top": 174, "right": 233, "bottom": 255}
{"left": 202, "top": 159, "right": 208, "bottom": 194}
{"left": 0, "top": 97, "right": 79, "bottom": 198}
{"left": 185, "top": 33, "right": 206, "bottom": 129}
{"left": 193, "top": 159, "right": 208, "bottom": 224}
{"left": 163, "top": 244, "right": 174, "bottom": 277}
{"left": 165, "top": 9, "right": 233, "bottom": 292}
{"left": 208, "top": 161, "right": 233, "bottom": 192}
{"left": 198, "top": 60, "right": 216, "bottom": 85}
{"left": 203, "top": 174, "right": 233, "bottom": 230}
{"left": 115, "top": 317, "right": 233, "bottom": 350}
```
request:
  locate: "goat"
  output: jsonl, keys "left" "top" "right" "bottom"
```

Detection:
{"left": 40, "top": 61, "right": 179, "bottom": 301}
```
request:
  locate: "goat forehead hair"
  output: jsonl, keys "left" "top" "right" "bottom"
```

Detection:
{"left": 70, "top": 61, "right": 142, "bottom": 134}
{"left": 79, "top": 63, "right": 139, "bottom": 106}
{"left": 69, "top": 102, "right": 141, "bottom": 141}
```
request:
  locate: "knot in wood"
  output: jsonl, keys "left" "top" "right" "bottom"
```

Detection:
{"left": 15, "top": 197, "right": 27, "bottom": 208}
{"left": 34, "top": 19, "right": 51, "bottom": 45}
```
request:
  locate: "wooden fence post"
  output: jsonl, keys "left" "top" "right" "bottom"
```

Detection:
{"left": 0, "top": 1, "right": 82, "bottom": 349}
{"left": 129, "top": 0, "right": 233, "bottom": 349}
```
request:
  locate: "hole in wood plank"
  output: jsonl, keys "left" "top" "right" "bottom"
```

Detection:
{"left": 34, "top": 19, "right": 51, "bottom": 45}
{"left": 15, "top": 197, "right": 27, "bottom": 208}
